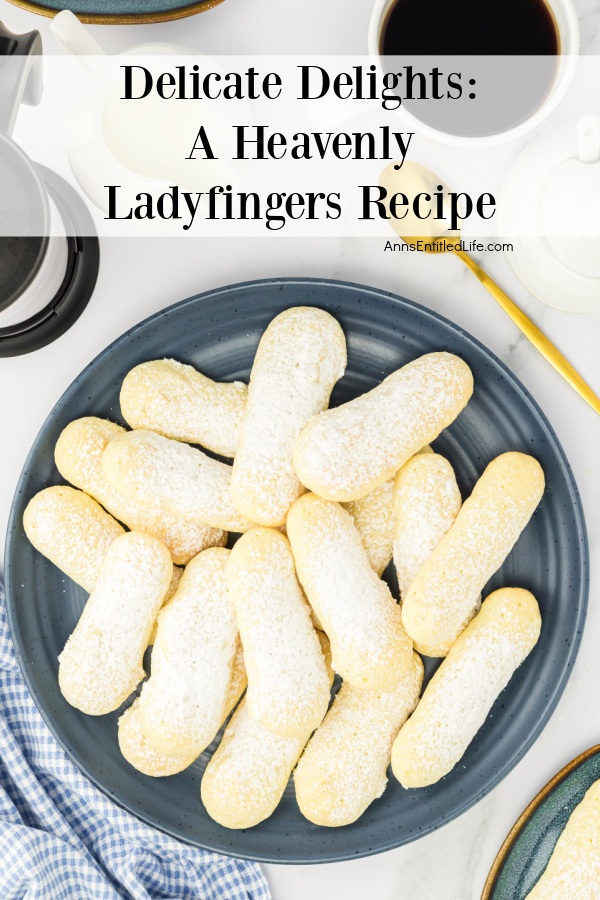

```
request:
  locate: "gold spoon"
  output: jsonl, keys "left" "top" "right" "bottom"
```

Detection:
{"left": 380, "top": 161, "right": 600, "bottom": 416}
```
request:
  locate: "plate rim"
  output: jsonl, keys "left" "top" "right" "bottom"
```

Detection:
{"left": 4, "top": 276, "right": 590, "bottom": 864}
{"left": 4, "top": 0, "right": 224, "bottom": 25}
{"left": 481, "top": 743, "right": 600, "bottom": 898}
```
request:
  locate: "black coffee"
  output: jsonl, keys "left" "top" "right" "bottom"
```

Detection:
{"left": 381, "top": 0, "right": 559, "bottom": 57}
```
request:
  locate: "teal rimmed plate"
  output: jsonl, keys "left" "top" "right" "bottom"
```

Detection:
{"left": 5, "top": 0, "right": 224, "bottom": 25}
{"left": 483, "top": 744, "right": 600, "bottom": 898}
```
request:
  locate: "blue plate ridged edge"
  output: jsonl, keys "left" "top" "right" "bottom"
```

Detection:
{"left": 4, "top": 277, "right": 589, "bottom": 864}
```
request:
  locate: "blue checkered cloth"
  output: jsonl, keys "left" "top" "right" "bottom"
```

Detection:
{"left": 0, "top": 586, "right": 271, "bottom": 900}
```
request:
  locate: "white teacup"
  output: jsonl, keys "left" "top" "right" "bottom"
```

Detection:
{"left": 367, "top": 0, "right": 580, "bottom": 145}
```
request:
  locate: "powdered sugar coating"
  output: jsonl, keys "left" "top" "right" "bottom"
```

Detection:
{"left": 342, "top": 446, "right": 433, "bottom": 577}
{"left": 148, "top": 565, "right": 183, "bottom": 645}
{"left": 102, "top": 429, "right": 255, "bottom": 533}
{"left": 58, "top": 532, "right": 173, "bottom": 716}
{"left": 118, "top": 699, "right": 198, "bottom": 777}
{"left": 201, "top": 699, "right": 309, "bottom": 829}
{"left": 201, "top": 632, "right": 332, "bottom": 829}
{"left": 138, "top": 548, "right": 238, "bottom": 758}
{"left": 287, "top": 493, "right": 413, "bottom": 690}
{"left": 402, "top": 452, "right": 545, "bottom": 657}
{"left": 227, "top": 528, "right": 330, "bottom": 738}
{"left": 118, "top": 643, "right": 246, "bottom": 778}
{"left": 393, "top": 452, "right": 462, "bottom": 601}
{"left": 231, "top": 307, "right": 347, "bottom": 526}
{"left": 295, "top": 653, "right": 423, "bottom": 827}
{"left": 293, "top": 352, "right": 473, "bottom": 502}
{"left": 526, "top": 780, "right": 600, "bottom": 899}
{"left": 23, "top": 485, "right": 125, "bottom": 593}
{"left": 223, "top": 638, "right": 248, "bottom": 713}
{"left": 392, "top": 588, "right": 541, "bottom": 788}
{"left": 23, "top": 482, "right": 182, "bottom": 645}
{"left": 342, "top": 480, "right": 395, "bottom": 577}
{"left": 120, "top": 358, "right": 247, "bottom": 458}
{"left": 54, "top": 417, "right": 226, "bottom": 565}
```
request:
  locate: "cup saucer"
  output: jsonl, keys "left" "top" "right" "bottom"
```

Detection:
{"left": 499, "top": 118, "right": 600, "bottom": 316}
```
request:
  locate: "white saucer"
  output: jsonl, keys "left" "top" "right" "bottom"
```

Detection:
{"left": 499, "top": 119, "right": 600, "bottom": 316}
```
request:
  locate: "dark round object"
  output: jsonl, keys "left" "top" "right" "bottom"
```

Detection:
{"left": 0, "top": 165, "right": 99, "bottom": 357}
{"left": 0, "top": 136, "right": 49, "bottom": 309}
{"left": 4, "top": 278, "right": 588, "bottom": 863}
{"left": 0, "top": 235, "right": 47, "bottom": 309}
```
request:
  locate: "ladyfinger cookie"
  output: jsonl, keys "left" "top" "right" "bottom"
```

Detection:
{"left": 201, "top": 701, "right": 305, "bottom": 829}
{"left": 342, "top": 480, "right": 395, "bottom": 577}
{"left": 24, "top": 483, "right": 181, "bottom": 644}
{"left": 102, "top": 429, "right": 254, "bottom": 533}
{"left": 227, "top": 527, "right": 330, "bottom": 738}
{"left": 58, "top": 532, "right": 173, "bottom": 715}
{"left": 23, "top": 485, "right": 125, "bottom": 593}
{"left": 525, "top": 780, "right": 600, "bottom": 899}
{"left": 138, "top": 548, "right": 238, "bottom": 759}
{"left": 148, "top": 565, "right": 183, "bottom": 645}
{"left": 402, "top": 452, "right": 544, "bottom": 657}
{"left": 230, "top": 307, "right": 347, "bottom": 526}
{"left": 201, "top": 633, "right": 332, "bottom": 829}
{"left": 118, "top": 699, "right": 198, "bottom": 777}
{"left": 54, "top": 417, "right": 226, "bottom": 565}
{"left": 223, "top": 637, "right": 248, "bottom": 716}
{"left": 295, "top": 652, "right": 423, "bottom": 827}
{"left": 119, "top": 646, "right": 247, "bottom": 778}
{"left": 392, "top": 588, "right": 541, "bottom": 788}
{"left": 293, "top": 352, "right": 473, "bottom": 502}
{"left": 393, "top": 452, "right": 462, "bottom": 601}
{"left": 344, "top": 447, "right": 434, "bottom": 577}
{"left": 287, "top": 493, "right": 413, "bottom": 690}
{"left": 120, "top": 358, "right": 247, "bottom": 458}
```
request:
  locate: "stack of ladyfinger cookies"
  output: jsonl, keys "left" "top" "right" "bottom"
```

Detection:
{"left": 24, "top": 306, "right": 545, "bottom": 829}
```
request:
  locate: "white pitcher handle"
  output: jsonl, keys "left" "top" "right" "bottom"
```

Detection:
{"left": 577, "top": 114, "right": 600, "bottom": 165}
{"left": 50, "top": 10, "right": 107, "bottom": 74}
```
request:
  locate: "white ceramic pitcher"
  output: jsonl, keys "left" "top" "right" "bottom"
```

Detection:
{"left": 50, "top": 10, "right": 232, "bottom": 212}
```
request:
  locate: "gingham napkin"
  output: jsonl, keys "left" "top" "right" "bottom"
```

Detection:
{"left": 0, "top": 586, "right": 271, "bottom": 900}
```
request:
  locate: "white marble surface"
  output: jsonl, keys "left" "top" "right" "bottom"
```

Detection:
{"left": 1, "top": 1, "right": 599, "bottom": 898}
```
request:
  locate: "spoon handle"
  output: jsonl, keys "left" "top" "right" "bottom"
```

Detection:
{"left": 456, "top": 250, "right": 600, "bottom": 416}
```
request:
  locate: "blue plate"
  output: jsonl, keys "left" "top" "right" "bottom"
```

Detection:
{"left": 5, "top": 0, "right": 224, "bottom": 25}
{"left": 483, "top": 745, "right": 600, "bottom": 898}
{"left": 4, "top": 278, "right": 589, "bottom": 863}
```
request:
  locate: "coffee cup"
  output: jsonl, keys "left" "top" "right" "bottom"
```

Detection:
{"left": 368, "top": 0, "right": 580, "bottom": 145}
